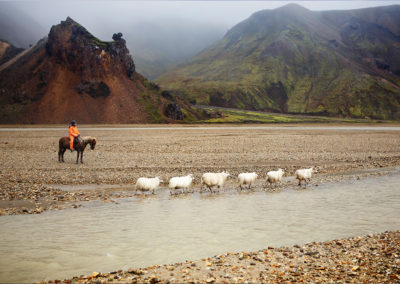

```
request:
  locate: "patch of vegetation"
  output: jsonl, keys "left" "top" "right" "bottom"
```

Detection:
{"left": 197, "top": 106, "right": 393, "bottom": 124}
{"left": 91, "top": 37, "right": 113, "bottom": 49}
{"left": 180, "top": 107, "right": 198, "bottom": 123}
{"left": 141, "top": 77, "right": 160, "bottom": 93}
{"left": 137, "top": 89, "right": 164, "bottom": 123}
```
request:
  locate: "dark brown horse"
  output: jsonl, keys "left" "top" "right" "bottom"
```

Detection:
{"left": 58, "top": 136, "right": 97, "bottom": 164}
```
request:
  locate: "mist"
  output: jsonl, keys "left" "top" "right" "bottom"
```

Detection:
{"left": 1, "top": 0, "right": 399, "bottom": 78}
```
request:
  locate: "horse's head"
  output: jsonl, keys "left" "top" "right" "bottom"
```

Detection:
{"left": 90, "top": 138, "right": 97, "bottom": 150}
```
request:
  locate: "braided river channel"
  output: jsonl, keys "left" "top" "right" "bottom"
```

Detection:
{"left": 1, "top": 169, "right": 399, "bottom": 282}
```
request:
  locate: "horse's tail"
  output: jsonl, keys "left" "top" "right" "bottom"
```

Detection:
{"left": 58, "top": 137, "right": 63, "bottom": 152}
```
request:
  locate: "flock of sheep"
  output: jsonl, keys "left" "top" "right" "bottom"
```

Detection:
{"left": 135, "top": 167, "right": 316, "bottom": 195}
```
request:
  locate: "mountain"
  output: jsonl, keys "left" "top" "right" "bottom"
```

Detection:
{"left": 157, "top": 4, "right": 400, "bottom": 120}
{"left": 0, "top": 17, "right": 201, "bottom": 124}
{"left": 0, "top": 1, "right": 226, "bottom": 81}
{"left": 0, "top": 40, "right": 24, "bottom": 65}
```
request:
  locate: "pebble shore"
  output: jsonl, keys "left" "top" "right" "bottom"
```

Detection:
{"left": 46, "top": 230, "right": 400, "bottom": 283}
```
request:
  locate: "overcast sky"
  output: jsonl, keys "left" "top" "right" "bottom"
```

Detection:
{"left": 4, "top": 1, "right": 400, "bottom": 40}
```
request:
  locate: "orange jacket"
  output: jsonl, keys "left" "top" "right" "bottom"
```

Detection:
{"left": 68, "top": 126, "right": 80, "bottom": 138}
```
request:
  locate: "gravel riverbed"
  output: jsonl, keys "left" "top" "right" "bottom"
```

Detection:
{"left": 1, "top": 124, "right": 400, "bottom": 215}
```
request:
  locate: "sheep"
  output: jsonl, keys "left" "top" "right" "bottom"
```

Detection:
{"left": 295, "top": 167, "right": 316, "bottom": 186}
{"left": 201, "top": 171, "right": 230, "bottom": 193}
{"left": 266, "top": 168, "right": 285, "bottom": 188}
{"left": 238, "top": 172, "right": 258, "bottom": 191}
{"left": 135, "top": 177, "right": 163, "bottom": 194}
{"left": 168, "top": 174, "right": 193, "bottom": 194}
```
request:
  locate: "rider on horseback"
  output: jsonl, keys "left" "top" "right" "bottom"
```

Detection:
{"left": 68, "top": 120, "right": 80, "bottom": 152}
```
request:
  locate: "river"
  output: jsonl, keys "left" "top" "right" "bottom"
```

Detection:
{"left": 0, "top": 170, "right": 399, "bottom": 282}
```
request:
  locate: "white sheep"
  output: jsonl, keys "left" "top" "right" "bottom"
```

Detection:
{"left": 266, "top": 168, "right": 285, "bottom": 188}
{"left": 295, "top": 167, "right": 316, "bottom": 186}
{"left": 169, "top": 174, "right": 193, "bottom": 194}
{"left": 201, "top": 171, "right": 230, "bottom": 193}
{"left": 135, "top": 177, "right": 163, "bottom": 194}
{"left": 238, "top": 172, "right": 258, "bottom": 190}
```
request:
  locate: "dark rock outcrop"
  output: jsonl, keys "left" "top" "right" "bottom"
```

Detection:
{"left": 46, "top": 17, "right": 135, "bottom": 80}
{"left": 76, "top": 80, "right": 110, "bottom": 98}
{"left": 164, "top": 103, "right": 183, "bottom": 120}
{"left": 161, "top": 90, "right": 174, "bottom": 100}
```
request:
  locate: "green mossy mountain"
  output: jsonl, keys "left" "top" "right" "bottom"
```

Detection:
{"left": 157, "top": 4, "right": 400, "bottom": 120}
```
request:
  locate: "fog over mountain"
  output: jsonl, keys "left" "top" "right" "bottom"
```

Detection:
{"left": 0, "top": 2, "right": 46, "bottom": 47}
{"left": 0, "top": 1, "right": 231, "bottom": 78}
{"left": 0, "top": 1, "right": 399, "bottom": 79}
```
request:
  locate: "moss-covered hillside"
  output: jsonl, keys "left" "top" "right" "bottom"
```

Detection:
{"left": 157, "top": 4, "right": 400, "bottom": 120}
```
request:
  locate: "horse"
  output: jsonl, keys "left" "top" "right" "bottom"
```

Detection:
{"left": 58, "top": 136, "right": 97, "bottom": 164}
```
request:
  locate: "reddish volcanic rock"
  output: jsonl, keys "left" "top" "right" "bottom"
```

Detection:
{"left": 46, "top": 17, "right": 135, "bottom": 80}
{"left": 0, "top": 17, "right": 186, "bottom": 124}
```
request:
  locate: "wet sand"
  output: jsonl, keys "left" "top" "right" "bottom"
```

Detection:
{"left": 1, "top": 124, "right": 400, "bottom": 215}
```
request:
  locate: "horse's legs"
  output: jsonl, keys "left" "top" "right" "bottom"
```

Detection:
{"left": 76, "top": 151, "right": 79, "bottom": 164}
{"left": 61, "top": 149, "right": 66, "bottom": 162}
{"left": 58, "top": 148, "right": 66, "bottom": 162}
{"left": 80, "top": 151, "right": 84, "bottom": 164}
{"left": 58, "top": 148, "right": 62, "bottom": 162}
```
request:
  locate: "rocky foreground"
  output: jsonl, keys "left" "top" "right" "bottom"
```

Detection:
{"left": 45, "top": 231, "right": 400, "bottom": 283}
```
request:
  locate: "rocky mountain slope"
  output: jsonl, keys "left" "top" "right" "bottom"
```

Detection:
{"left": 157, "top": 4, "right": 400, "bottom": 120}
{"left": 0, "top": 17, "right": 200, "bottom": 124}
{"left": 0, "top": 40, "right": 24, "bottom": 66}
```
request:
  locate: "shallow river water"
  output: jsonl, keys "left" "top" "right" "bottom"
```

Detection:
{"left": 1, "top": 170, "right": 400, "bottom": 282}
